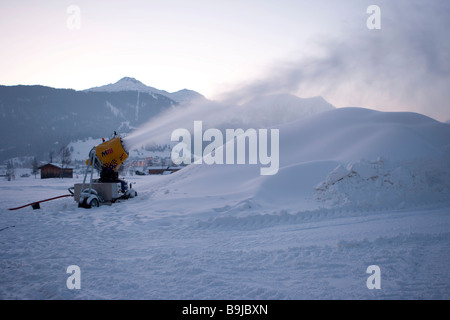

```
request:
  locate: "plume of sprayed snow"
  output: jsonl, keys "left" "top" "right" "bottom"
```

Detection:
{"left": 217, "top": 0, "right": 450, "bottom": 121}
{"left": 125, "top": 0, "right": 450, "bottom": 150}
{"left": 124, "top": 99, "right": 231, "bottom": 149}
{"left": 124, "top": 93, "right": 332, "bottom": 150}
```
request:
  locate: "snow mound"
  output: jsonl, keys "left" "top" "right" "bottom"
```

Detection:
{"left": 315, "top": 157, "right": 450, "bottom": 210}
{"left": 278, "top": 107, "right": 450, "bottom": 164}
{"left": 152, "top": 107, "right": 450, "bottom": 214}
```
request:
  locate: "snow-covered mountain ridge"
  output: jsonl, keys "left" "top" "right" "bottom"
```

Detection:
{"left": 85, "top": 77, "right": 205, "bottom": 105}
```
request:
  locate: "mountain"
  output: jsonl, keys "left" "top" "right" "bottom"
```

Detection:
{"left": 0, "top": 78, "right": 339, "bottom": 163}
{"left": 85, "top": 77, "right": 206, "bottom": 105}
{"left": 0, "top": 84, "right": 178, "bottom": 162}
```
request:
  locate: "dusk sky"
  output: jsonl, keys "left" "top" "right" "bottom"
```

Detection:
{"left": 1, "top": 0, "right": 449, "bottom": 121}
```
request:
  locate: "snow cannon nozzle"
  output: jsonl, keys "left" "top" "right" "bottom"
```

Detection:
{"left": 120, "top": 136, "right": 130, "bottom": 155}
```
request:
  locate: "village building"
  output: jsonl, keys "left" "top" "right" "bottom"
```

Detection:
{"left": 39, "top": 163, "right": 73, "bottom": 179}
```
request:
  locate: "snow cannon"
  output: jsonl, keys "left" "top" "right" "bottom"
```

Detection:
{"left": 72, "top": 133, "right": 137, "bottom": 208}
{"left": 85, "top": 135, "right": 129, "bottom": 180}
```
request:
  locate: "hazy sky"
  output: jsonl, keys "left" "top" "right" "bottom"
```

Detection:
{"left": 1, "top": 0, "right": 449, "bottom": 121}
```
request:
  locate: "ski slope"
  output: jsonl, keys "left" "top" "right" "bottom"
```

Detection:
{"left": 1, "top": 107, "right": 449, "bottom": 299}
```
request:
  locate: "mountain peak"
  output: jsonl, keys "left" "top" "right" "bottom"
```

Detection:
{"left": 85, "top": 76, "right": 150, "bottom": 93}
{"left": 85, "top": 77, "right": 206, "bottom": 104}
{"left": 118, "top": 77, "right": 143, "bottom": 84}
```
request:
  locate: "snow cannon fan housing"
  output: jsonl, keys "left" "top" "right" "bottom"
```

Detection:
{"left": 86, "top": 137, "right": 129, "bottom": 174}
{"left": 75, "top": 135, "right": 136, "bottom": 209}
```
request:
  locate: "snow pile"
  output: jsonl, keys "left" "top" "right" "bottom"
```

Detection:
{"left": 149, "top": 107, "right": 450, "bottom": 215}
{"left": 315, "top": 157, "right": 450, "bottom": 209}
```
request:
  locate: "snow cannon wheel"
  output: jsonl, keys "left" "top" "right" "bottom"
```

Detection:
{"left": 89, "top": 198, "right": 100, "bottom": 208}
{"left": 78, "top": 199, "right": 88, "bottom": 209}
{"left": 78, "top": 193, "right": 101, "bottom": 209}
{"left": 78, "top": 188, "right": 101, "bottom": 209}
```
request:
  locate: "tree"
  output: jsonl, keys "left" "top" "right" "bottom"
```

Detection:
{"left": 31, "top": 157, "right": 39, "bottom": 179}
{"left": 49, "top": 150, "right": 55, "bottom": 163}
{"left": 6, "top": 160, "right": 15, "bottom": 181}
{"left": 59, "top": 146, "right": 72, "bottom": 178}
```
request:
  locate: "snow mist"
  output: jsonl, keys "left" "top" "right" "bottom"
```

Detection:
{"left": 170, "top": 121, "right": 279, "bottom": 175}
{"left": 123, "top": 95, "right": 287, "bottom": 159}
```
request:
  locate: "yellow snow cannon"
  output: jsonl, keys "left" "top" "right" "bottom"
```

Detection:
{"left": 85, "top": 136, "right": 129, "bottom": 172}
{"left": 73, "top": 133, "right": 137, "bottom": 208}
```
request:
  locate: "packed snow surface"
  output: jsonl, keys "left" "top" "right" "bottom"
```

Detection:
{"left": 1, "top": 107, "right": 449, "bottom": 299}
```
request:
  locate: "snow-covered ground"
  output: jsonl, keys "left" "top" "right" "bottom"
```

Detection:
{"left": 1, "top": 107, "right": 449, "bottom": 300}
